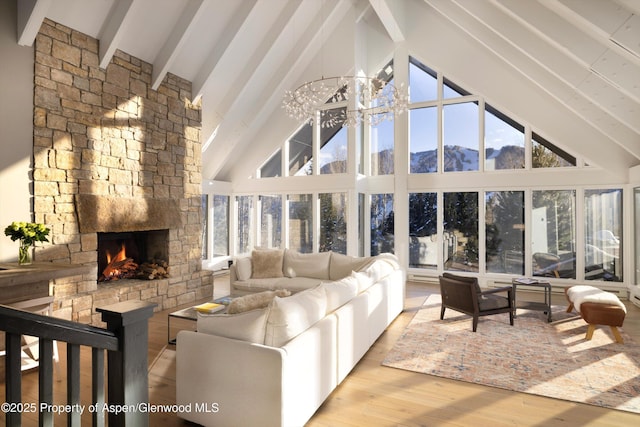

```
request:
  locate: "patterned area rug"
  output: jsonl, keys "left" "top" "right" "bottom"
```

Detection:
{"left": 383, "top": 295, "right": 640, "bottom": 414}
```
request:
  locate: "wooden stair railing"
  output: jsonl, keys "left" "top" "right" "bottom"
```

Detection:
{"left": 0, "top": 300, "right": 156, "bottom": 427}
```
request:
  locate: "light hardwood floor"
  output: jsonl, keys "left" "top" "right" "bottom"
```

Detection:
{"left": 3, "top": 274, "right": 639, "bottom": 426}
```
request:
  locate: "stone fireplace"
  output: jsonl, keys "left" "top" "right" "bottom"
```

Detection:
{"left": 31, "top": 19, "right": 212, "bottom": 324}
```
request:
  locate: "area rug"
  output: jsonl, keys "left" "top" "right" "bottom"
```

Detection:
{"left": 382, "top": 295, "right": 640, "bottom": 414}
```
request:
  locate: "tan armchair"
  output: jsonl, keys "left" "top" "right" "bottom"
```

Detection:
{"left": 439, "top": 273, "right": 514, "bottom": 332}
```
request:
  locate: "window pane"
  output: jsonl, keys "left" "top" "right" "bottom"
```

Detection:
{"left": 319, "top": 108, "right": 347, "bottom": 174}
{"left": 371, "top": 114, "right": 394, "bottom": 175}
{"left": 484, "top": 105, "right": 525, "bottom": 170}
{"left": 532, "top": 132, "right": 575, "bottom": 168}
{"left": 213, "top": 195, "right": 229, "bottom": 257}
{"left": 443, "top": 102, "right": 479, "bottom": 171}
{"left": 409, "top": 193, "right": 437, "bottom": 269}
{"left": 532, "top": 190, "right": 576, "bottom": 279}
{"left": 409, "top": 59, "right": 437, "bottom": 103}
{"left": 260, "top": 150, "right": 281, "bottom": 178}
{"left": 485, "top": 191, "right": 524, "bottom": 274}
{"left": 236, "top": 195, "right": 253, "bottom": 254}
{"left": 443, "top": 77, "right": 469, "bottom": 99}
{"left": 288, "top": 194, "right": 312, "bottom": 253}
{"left": 288, "top": 124, "right": 312, "bottom": 176}
{"left": 259, "top": 195, "right": 282, "bottom": 249}
{"left": 585, "top": 189, "right": 622, "bottom": 282}
{"left": 409, "top": 107, "right": 438, "bottom": 173}
{"left": 320, "top": 192, "right": 347, "bottom": 254}
{"left": 201, "top": 194, "right": 209, "bottom": 260}
{"left": 371, "top": 193, "right": 394, "bottom": 255}
{"left": 444, "top": 192, "right": 478, "bottom": 272}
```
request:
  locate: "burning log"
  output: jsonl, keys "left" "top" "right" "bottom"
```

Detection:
{"left": 98, "top": 242, "right": 170, "bottom": 281}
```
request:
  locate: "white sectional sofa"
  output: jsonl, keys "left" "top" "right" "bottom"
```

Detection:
{"left": 176, "top": 251, "right": 404, "bottom": 427}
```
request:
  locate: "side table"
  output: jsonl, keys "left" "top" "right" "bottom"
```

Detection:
{"left": 511, "top": 278, "right": 552, "bottom": 322}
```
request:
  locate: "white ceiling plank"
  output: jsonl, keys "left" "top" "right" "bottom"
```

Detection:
{"left": 151, "top": 0, "right": 207, "bottom": 90}
{"left": 98, "top": 0, "right": 136, "bottom": 69}
{"left": 540, "top": 0, "right": 640, "bottom": 68}
{"left": 17, "top": 0, "right": 51, "bottom": 47}
{"left": 192, "top": 0, "right": 259, "bottom": 102}
{"left": 369, "top": 0, "right": 405, "bottom": 42}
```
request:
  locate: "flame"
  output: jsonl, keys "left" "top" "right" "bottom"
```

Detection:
{"left": 103, "top": 243, "right": 127, "bottom": 279}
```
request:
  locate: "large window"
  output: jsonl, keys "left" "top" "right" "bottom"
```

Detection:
{"left": 371, "top": 115, "right": 394, "bottom": 175}
{"left": 409, "top": 107, "right": 438, "bottom": 173}
{"left": 485, "top": 191, "right": 524, "bottom": 274}
{"left": 319, "top": 108, "right": 347, "bottom": 174}
{"left": 288, "top": 194, "right": 312, "bottom": 253}
{"left": 371, "top": 193, "right": 394, "bottom": 255}
{"left": 484, "top": 105, "right": 524, "bottom": 170}
{"left": 259, "top": 195, "right": 282, "bottom": 249}
{"left": 443, "top": 102, "right": 479, "bottom": 172}
{"left": 585, "top": 189, "right": 622, "bottom": 281}
{"left": 531, "top": 190, "right": 576, "bottom": 279}
{"left": 319, "top": 192, "right": 347, "bottom": 253}
{"left": 288, "top": 124, "right": 312, "bottom": 176}
{"left": 444, "top": 192, "right": 478, "bottom": 272}
{"left": 409, "top": 193, "right": 437, "bottom": 268}
{"left": 236, "top": 195, "right": 253, "bottom": 254}
{"left": 213, "top": 195, "right": 229, "bottom": 257}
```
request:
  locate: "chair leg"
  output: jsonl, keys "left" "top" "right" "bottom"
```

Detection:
{"left": 566, "top": 303, "right": 574, "bottom": 313}
{"left": 472, "top": 316, "right": 478, "bottom": 332}
{"left": 509, "top": 310, "right": 514, "bottom": 326}
{"left": 440, "top": 306, "right": 445, "bottom": 320}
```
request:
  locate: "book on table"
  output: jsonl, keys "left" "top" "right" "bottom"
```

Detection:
{"left": 193, "top": 302, "right": 225, "bottom": 314}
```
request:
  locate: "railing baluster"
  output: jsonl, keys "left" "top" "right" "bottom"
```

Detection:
{"left": 39, "top": 338, "right": 54, "bottom": 427}
{"left": 92, "top": 347, "right": 106, "bottom": 427}
{"left": 67, "top": 343, "right": 81, "bottom": 426}
{"left": 5, "top": 332, "right": 22, "bottom": 427}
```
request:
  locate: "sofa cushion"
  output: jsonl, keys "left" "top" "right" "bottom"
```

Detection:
{"left": 329, "top": 253, "right": 373, "bottom": 280}
{"left": 227, "top": 289, "right": 291, "bottom": 314}
{"left": 197, "top": 308, "right": 269, "bottom": 344}
{"left": 322, "top": 273, "right": 359, "bottom": 313}
{"left": 283, "top": 250, "right": 331, "bottom": 280}
{"left": 264, "top": 285, "right": 327, "bottom": 347}
{"left": 251, "top": 249, "right": 284, "bottom": 278}
{"left": 235, "top": 256, "right": 252, "bottom": 280}
{"left": 353, "top": 271, "right": 375, "bottom": 293}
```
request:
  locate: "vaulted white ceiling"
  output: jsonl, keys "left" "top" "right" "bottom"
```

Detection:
{"left": 16, "top": 0, "right": 640, "bottom": 183}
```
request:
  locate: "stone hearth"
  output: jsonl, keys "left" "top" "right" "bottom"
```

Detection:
{"left": 31, "top": 19, "right": 212, "bottom": 324}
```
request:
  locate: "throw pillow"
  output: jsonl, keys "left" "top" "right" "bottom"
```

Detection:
{"left": 283, "top": 249, "right": 331, "bottom": 279}
{"left": 197, "top": 308, "right": 269, "bottom": 344}
{"left": 251, "top": 249, "right": 284, "bottom": 278}
{"left": 235, "top": 256, "right": 252, "bottom": 281}
{"left": 264, "top": 285, "right": 327, "bottom": 347}
{"left": 227, "top": 289, "right": 291, "bottom": 314}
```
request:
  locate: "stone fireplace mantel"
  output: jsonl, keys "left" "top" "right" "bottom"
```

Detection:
{"left": 75, "top": 194, "right": 182, "bottom": 233}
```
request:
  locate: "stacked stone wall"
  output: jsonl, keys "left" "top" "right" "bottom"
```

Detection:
{"left": 32, "top": 19, "right": 211, "bottom": 324}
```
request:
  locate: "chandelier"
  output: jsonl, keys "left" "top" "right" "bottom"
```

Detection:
{"left": 282, "top": 75, "right": 408, "bottom": 128}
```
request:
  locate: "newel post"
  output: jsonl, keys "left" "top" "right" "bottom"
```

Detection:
{"left": 96, "top": 300, "right": 157, "bottom": 427}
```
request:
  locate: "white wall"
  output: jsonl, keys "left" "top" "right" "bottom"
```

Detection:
{"left": 0, "top": 0, "right": 34, "bottom": 262}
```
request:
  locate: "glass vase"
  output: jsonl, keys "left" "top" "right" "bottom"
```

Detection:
{"left": 18, "top": 242, "right": 32, "bottom": 265}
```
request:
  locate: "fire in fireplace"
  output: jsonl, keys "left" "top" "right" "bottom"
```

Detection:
{"left": 97, "top": 230, "right": 170, "bottom": 282}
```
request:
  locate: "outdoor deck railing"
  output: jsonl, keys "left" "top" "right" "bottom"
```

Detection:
{"left": 0, "top": 300, "right": 156, "bottom": 427}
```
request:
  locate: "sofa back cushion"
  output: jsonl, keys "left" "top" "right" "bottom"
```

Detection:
{"left": 329, "top": 253, "right": 373, "bottom": 280}
{"left": 264, "top": 285, "right": 327, "bottom": 347}
{"left": 283, "top": 249, "right": 331, "bottom": 280}
{"left": 251, "top": 249, "right": 284, "bottom": 278}
{"left": 322, "top": 273, "right": 359, "bottom": 313}
{"left": 235, "top": 256, "right": 252, "bottom": 280}
{"left": 197, "top": 308, "right": 269, "bottom": 344}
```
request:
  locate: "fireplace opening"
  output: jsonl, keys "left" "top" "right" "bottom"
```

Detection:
{"left": 97, "top": 230, "right": 170, "bottom": 282}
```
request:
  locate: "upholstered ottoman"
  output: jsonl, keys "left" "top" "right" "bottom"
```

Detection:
{"left": 565, "top": 285, "right": 627, "bottom": 343}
